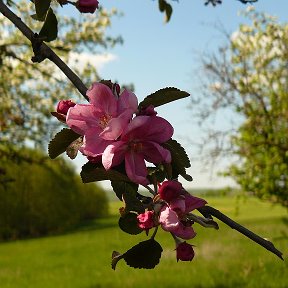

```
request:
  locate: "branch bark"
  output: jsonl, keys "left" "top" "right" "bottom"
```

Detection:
{"left": 198, "top": 205, "right": 284, "bottom": 260}
{"left": 0, "top": 0, "right": 89, "bottom": 101}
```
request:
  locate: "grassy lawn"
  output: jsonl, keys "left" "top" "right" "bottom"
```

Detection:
{"left": 0, "top": 196, "right": 287, "bottom": 288}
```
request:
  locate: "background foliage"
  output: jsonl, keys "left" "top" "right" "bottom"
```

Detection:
{"left": 0, "top": 148, "right": 108, "bottom": 240}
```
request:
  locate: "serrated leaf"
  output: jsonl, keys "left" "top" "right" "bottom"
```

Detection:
{"left": 66, "top": 137, "right": 83, "bottom": 159}
{"left": 118, "top": 213, "right": 143, "bottom": 235}
{"left": 39, "top": 8, "right": 58, "bottom": 42}
{"left": 162, "top": 139, "right": 193, "bottom": 181}
{"left": 81, "top": 162, "right": 130, "bottom": 183}
{"left": 122, "top": 192, "right": 145, "bottom": 214}
{"left": 138, "top": 87, "right": 189, "bottom": 109}
{"left": 35, "top": 0, "right": 51, "bottom": 20}
{"left": 48, "top": 128, "right": 80, "bottom": 159}
{"left": 111, "top": 180, "right": 138, "bottom": 201}
{"left": 123, "top": 239, "right": 163, "bottom": 269}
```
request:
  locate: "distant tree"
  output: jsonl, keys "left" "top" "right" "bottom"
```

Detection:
{"left": 191, "top": 8, "right": 288, "bottom": 207}
{"left": 0, "top": 1, "right": 121, "bottom": 148}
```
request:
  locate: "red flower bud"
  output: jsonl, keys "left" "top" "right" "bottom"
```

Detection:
{"left": 76, "top": 0, "right": 99, "bottom": 13}
{"left": 56, "top": 100, "right": 76, "bottom": 115}
{"left": 176, "top": 242, "right": 194, "bottom": 262}
{"left": 158, "top": 180, "right": 183, "bottom": 202}
{"left": 137, "top": 211, "right": 155, "bottom": 230}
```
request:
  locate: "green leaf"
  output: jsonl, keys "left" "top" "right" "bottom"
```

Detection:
{"left": 35, "top": 0, "right": 51, "bottom": 20}
{"left": 158, "top": 0, "right": 166, "bottom": 12}
{"left": 111, "top": 181, "right": 139, "bottom": 201}
{"left": 123, "top": 239, "right": 163, "bottom": 269}
{"left": 122, "top": 192, "right": 145, "bottom": 214}
{"left": 39, "top": 8, "right": 58, "bottom": 42}
{"left": 81, "top": 162, "right": 130, "bottom": 183}
{"left": 147, "top": 165, "right": 166, "bottom": 184}
{"left": 162, "top": 139, "right": 193, "bottom": 181}
{"left": 48, "top": 128, "right": 80, "bottom": 159}
{"left": 118, "top": 213, "right": 143, "bottom": 235}
{"left": 138, "top": 87, "right": 189, "bottom": 109}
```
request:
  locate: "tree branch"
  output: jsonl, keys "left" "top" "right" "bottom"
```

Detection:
{"left": 0, "top": 0, "right": 89, "bottom": 101}
{"left": 198, "top": 205, "right": 284, "bottom": 260}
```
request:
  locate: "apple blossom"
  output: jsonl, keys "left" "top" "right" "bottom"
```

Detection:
{"left": 56, "top": 100, "right": 76, "bottom": 115}
{"left": 102, "top": 115, "right": 174, "bottom": 185}
{"left": 66, "top": 82, "right": 138, "bottom": 158}
{"left": 137, "top": 211, "right": 155, "bottom": 230}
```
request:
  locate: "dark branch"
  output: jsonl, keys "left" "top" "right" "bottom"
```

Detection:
{"left": 198, "top": 205, "right": 284, "bottom": 260}
{"left": 0, "top": 0, "right": 88, "bottom": 100}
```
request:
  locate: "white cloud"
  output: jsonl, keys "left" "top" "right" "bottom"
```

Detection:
{"left": 68, "top": 52, "right": 117, "bottom": 73}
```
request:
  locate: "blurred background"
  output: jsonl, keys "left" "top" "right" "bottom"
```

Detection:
{"left": 0, "top": 0, "right": 287, "bottom": 287}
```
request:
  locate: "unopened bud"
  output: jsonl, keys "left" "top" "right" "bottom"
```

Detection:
{"left": 76, "top": 0, "right": 99, "bottom": 14}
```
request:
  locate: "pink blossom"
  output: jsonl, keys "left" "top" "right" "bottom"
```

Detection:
{"left": 76, "top": 0, "right": 99, "bottom": 13}
{"left": 158, "top": 183, "right": 207, "bottom": 240}
{"left": 66, "top": 82, "right": 137, "bottom": 158}
{"left": 137, "top": 211, "right": 155, "bottom": 230}
{"left": 158, "top": 180, "right": 183, "bottom": 202}
{"left": 102, "top": 116, "right": 174, "bottom": 185}
{"left": 176, "top": 242, "right": 195, "bottom": 262}
{"left": 56, "top": 100, "right": 76, "bottom": 115}
{"left": 159, "top": 205, "right": 196, "bottom": 240}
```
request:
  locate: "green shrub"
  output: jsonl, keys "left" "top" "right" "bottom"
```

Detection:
{"left": 0, "top": 148, "right": 108, "bottom": 240}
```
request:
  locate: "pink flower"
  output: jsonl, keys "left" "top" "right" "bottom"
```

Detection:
{"left": 176, "top": 242, "right": 195, "bottom": 262}
{"left": 76, "top": 0, "right": 99, "bottom": 13}
{"left": 158, "top": 180, "right": 183, "bottom": 202}
{"left": 137, "top": 211, "right": 155, "bottom": 230}
{"left": 102, "top": 115, "right": 174, "bottom": 185}
{"left": 56, "top": 100, "right": 76, "bottom": 115}
{"left": 66, "top": 82, "right": 138, "bottom": 158}
{"left": 159, "top": 205, "right": 196, "bottom": 240}
{"left": 158, "top": 184, "right": 207, "bottom": 240}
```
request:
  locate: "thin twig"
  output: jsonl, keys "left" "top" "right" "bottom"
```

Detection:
{"left": 198, "top": 205, "right": 284, "bottom": 260}
{"left": 0, "top": 0, "right": 88, "bottom": 100}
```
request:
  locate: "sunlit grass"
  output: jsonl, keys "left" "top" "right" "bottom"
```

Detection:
{"left": 0, "top": 196, "right": 287, "bottom": 288}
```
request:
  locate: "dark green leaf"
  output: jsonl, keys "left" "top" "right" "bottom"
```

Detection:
{"left": 147, "top": 165, "right": 166, "bottom": 184}
{"left": 48, "top": 128, "right": 80, "bottom": 159}
{"left": 35, "top": 0, "right": 51, "bottom": 21}
{"left": 122, "top": 192, "right": 145, "bottom": 214}
{"left": 111, "top": 180, "right": 138, "bottom": 200}
{"left": 138, "top": 87, "right": 189, "bottom": 109}
{"left": 118, "top": 213, "right": 143, "bottom": 235}
{"left": 39, "top": 8, "right": 58, "bottom": 42}
{"left": 162, "top": 139, "right": 193, "bottom": 181}
{"left": 158, "top": 0, "right": 166, "bottom": 12}
{"left": 123, "top": 239, "right": 163, "bottom": 269}
{"left": 30, "top": 13, "right": 46, "bottom": 22}
{"left": 164, "top": 3, "right": 172, "bottom": 23}
{"left": 81, "top": 162, "right": 130, "bottom": 183}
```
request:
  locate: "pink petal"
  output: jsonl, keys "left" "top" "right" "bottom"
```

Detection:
{"left": 99, "top": 109, "right": 133, "bottom": 141}
{"left": 86, "top": 82, "right": 117, "bottom": 116}
{"left": 184, "top": 192, "right": 207, "bottom": 213}
{"left": 121, "top": 116, "right": 174, "bottom": 143}
{"left": 141, "top": 141, "right": 171, "bottom": 164}
{"left": 66, "top": 104, "right": 102, "bottom": 135}
{"left": 169, "top": 197, "right": 186, "bottom": 214}
{"left": 117, "top": 89, "right": 138, "bottom": 115}
{"left": 102, "top": 141, "right": 127, "bottom": 170}
{"left": 80, "top": 130, "right": 113, "bottom": 157}
{"left": 125, "top": 151, "right": 149, "bottom": 185}
{"left": 173, "top": 223, "right": 196, "bottom": 240}
{"left": 159, "top": 206, "right": 180, "bottom": 232}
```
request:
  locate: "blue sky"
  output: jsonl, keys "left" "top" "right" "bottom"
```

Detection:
{"left": 70, "top": 0, "right": 288, "bottom": 189}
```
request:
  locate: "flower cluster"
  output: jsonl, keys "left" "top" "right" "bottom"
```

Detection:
{"left": 137, "top": 180, "right": 207, "bottom": 261}
{"left": 56, "top": 81, "right": 174, "bottom": 185}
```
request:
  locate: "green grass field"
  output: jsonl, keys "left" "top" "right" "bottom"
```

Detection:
{"left": 0, "top": 196, "right": 287, "bottom": 288}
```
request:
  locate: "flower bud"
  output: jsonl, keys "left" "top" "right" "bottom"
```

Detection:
{"left": 76, "top": 0, "right": 99, "bottom": 14}
{"left": 137, "top": 211, "right": 155, "bottom": 230}
{"left": 176, "top": 241, "right": 194, "bottom": 262}
{"left": 56, "top": 100, "right": 76, "bottom": 115}
{"left": 158, "top": 180, "right": 183, "bottom": 202}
